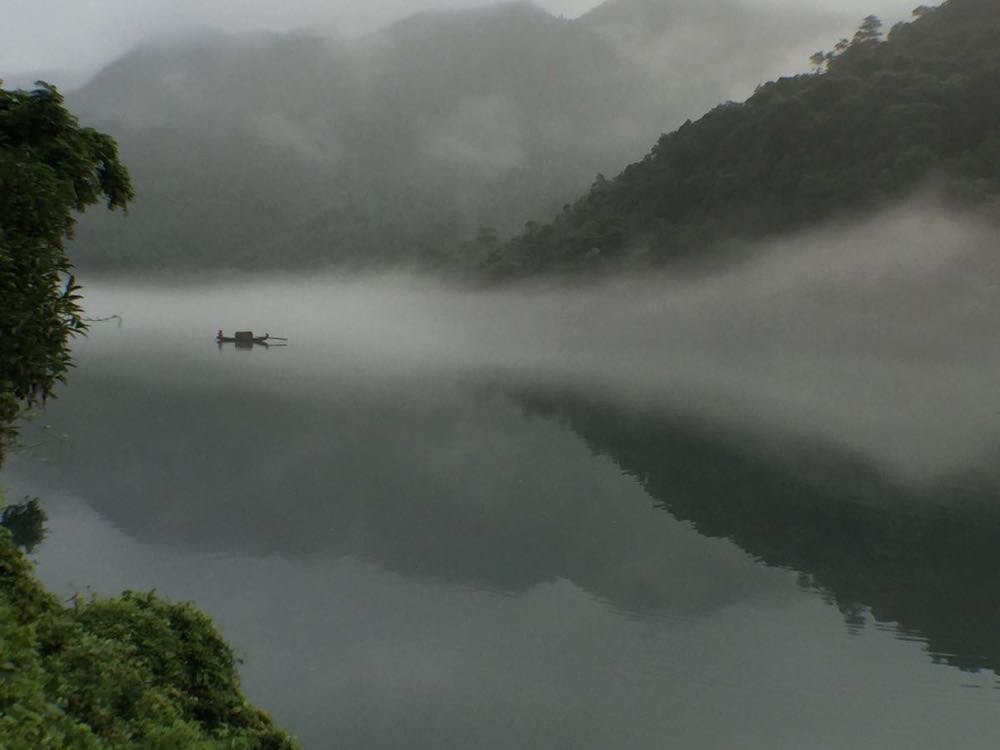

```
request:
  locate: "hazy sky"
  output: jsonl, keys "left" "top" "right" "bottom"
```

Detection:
{"left": 2, "top": 0, "right": 925, "bottom": 87}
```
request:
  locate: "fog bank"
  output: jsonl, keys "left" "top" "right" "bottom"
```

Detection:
{"left": 3, "top": 0, "right": 920, "bottom": 86}
{"left": 74, "top": 200, "right": 1000, "bottom": 480}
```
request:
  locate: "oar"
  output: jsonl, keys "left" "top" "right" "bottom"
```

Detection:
{"left": 265, "top": 336, "right": 289, "bottom": 341}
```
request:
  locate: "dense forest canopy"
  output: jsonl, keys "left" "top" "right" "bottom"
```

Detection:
{"left": 487, "top": 0, "right": 1000, "bottom": 276}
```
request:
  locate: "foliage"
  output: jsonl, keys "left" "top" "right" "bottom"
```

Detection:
{"left": 0, "top": 389, "right": 16, "bottom": 464}
{"left": 486, "top": 0, "right": 1000, "bottom": 276}
{"left": 0, "top": 84, "right": 297, "bottom": 747}
{"left": 0, "top": 81, "right": 133, "bottom": 461}
{"left": 0, "top": 496, "right": 47, "bottom": 553}
{"left": 0, "top": 528, "right": 299, "bottom": 748}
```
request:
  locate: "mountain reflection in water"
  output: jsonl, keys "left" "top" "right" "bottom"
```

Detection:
{"left": 516, "top": 388, "right": 1000, "bottom": 676}
{"left": 13, "top": 356, "right": 1000, "bottom": 678}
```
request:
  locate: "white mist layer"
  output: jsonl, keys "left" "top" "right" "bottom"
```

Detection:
{"left": 75, "top": 202, "right": 1000, "bottom": 480}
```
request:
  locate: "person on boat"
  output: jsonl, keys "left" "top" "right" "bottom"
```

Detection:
{"left": 217, "top": 329, "right": 224, "bottom": 341}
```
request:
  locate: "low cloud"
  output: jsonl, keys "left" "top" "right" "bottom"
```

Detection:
{"left": 70, "top": 195, "right": 1000, "bottom": 481}
{"left": 426, "top": 95, "right": 525, "bottom": 170}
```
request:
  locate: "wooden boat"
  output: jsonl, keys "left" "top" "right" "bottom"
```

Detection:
{"left": 216, "top": 330, "right": 288, "bottom": 346}
{"left": 217, "top": 331, "right": 269, "bottom": 344}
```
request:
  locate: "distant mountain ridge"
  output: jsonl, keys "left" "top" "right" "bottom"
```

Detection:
{"left": 62, "top": 0, "right": 835, "bottom": 270}
{"left": 487, "top": 0, "right": 1000, "bottom": 276}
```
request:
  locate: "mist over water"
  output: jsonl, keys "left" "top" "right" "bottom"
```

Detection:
{"left": 83, "top": 201, "right": 1000, "bottom": 481}
{"left": 9, "top": 201, "right": 1000, "bottom": 748}
{"left": 8, "top": 1, "right": 1000, "bottom": 745}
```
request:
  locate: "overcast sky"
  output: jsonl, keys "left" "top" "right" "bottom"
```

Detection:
{"left": 2, "top": 0, "right": 925, "bottom": 87}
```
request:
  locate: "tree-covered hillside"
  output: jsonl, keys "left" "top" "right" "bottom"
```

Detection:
{"left": 487, "top": 0, "right": 1000, "bottom": 276}
{"left": 64, "top": 0, "right": 834, "bottom": 270}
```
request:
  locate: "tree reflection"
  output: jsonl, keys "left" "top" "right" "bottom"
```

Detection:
{"left": 1, "top": 496, "right": 47, "bottom": 553}
{"left": 518, "top": 389, "right": 1000, "bottom": 675}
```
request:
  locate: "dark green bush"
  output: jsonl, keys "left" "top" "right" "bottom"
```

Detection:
{"left": 0, "top": 529, "right": 299, "bottom": 749}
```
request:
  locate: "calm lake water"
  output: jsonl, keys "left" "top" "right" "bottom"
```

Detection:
{"left": 6, "top": 248, "right": 1000, "bottom": 747}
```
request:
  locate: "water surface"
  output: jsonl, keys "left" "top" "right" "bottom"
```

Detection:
{"left": 7, "top": 221, "right": 1000, "bottom": 748}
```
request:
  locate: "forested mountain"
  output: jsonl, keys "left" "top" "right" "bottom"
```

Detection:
{"left": 64, "top": 0, "right": 834, "bottom": 270}
{"left": 487, "top": 0, "right": 1000, "bottom": 276}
